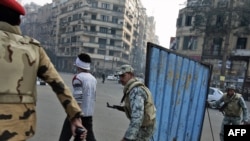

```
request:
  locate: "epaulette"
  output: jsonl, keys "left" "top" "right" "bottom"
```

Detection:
{"left": 23, "top": 35, "right": 41, "bottom": 46}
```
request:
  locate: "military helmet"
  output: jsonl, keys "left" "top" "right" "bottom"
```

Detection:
{"left": 116, "top": 64, "right": 134, "bottom": 75}
{"left": 227, "top": 85, "right": 236, "bottom": 90}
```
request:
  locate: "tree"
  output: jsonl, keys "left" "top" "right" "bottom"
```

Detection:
{"left": 190, "top": 0, "right": 250, "bottom": 89}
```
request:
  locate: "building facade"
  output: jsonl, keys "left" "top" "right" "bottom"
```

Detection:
{"left": 175, "top": 0, "right": 250, "bottom": 93}
{"left": 20, "top": 0, "right": 158, "bottom": 75}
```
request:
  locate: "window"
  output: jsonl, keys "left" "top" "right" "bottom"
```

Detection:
{"left": 91, "top": 14, "right": 96, "bottom": 20}
{"left": 112, "top": 17, "right": 118, "bottom": 23}
{"left": 236, "top": 38, "right": 247, "bottom": 49}
{"left": 101, "top": 3, "right": 110, "bottom": 9}
{"left": 109, "top": 50, "right": 114, "bottom": 56}
{"left": 71, "top": 36, "right": 77, "bottom": 42}
{"left": 185, "top": 15, "right": 192, "bottom": 26}
{"left": 72, "top": 26, "right": 78, "bottom": 32}
{"left": 110, "top": 39, "right": 115, "bottom": 45}
{"left": 90, "top": 26, "right": 96, "bottom": 32}
{"left": 89, "top": 37, "right": 95, "bottom": 43}
{"left": 74, "top": 3, "right": 79, "bottom": 9}
{"left": 113, "top": 5, "right": 122, "bottom": 12}
{"left": 177, "top": 14, "right": 183, "bottom": 27}
{"left": 216, "top": 15, "right": 223, "bottom": 26}
{"left": 111, "top": 29, "right": 116, "bottom": 35}
{"left": 101, "top": 15, "right": 109, "bottom": 22}
{"left": 183, "top": 36, "right": 197, "bottom": 50}
{"left": 73, "top": 14, "right": 79, "bottom": 20}
{"left": 66, "top": 38, "right": 70, "bottom": 43}
{"left": 98, "top": 38, "right": 107, "bottom": 44}
{"left": 98, "top": 49, "right": 105, "bottom": 55}
{"left": 208, "top": 88, "right": 214, "bottom": 95}
{"left": 92, "top": 2, "right": 98, "bottom": 8}
{"left": 68, "top": 17, "right": 72, "bottom": 22}
{"left": 100, "top": 27, "right": 108, "bottom": 33}
{"left": 170, "top": 37, "right": 179, "bottom": 50}
{"left": 85, "top": 47, "right": 95, "bottom": 53}
{"left": 61, "top": 7, "right": 67, "bottom": 13}
{"left": 211, "top": 38, "right": 222, "bottom": 55}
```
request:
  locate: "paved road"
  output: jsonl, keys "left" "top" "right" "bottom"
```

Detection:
{"left": 29, "top": 73, "right": 250, "bottom": 141}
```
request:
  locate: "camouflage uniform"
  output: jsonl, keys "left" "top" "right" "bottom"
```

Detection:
{"left": 122, "top": 78, "right": 156, "bottom": 141}
{"left": 0, "top": 22, "right": 82, "bottom": 141}
{"left": 211, "top": 93, "right": 249, "bottom": 141}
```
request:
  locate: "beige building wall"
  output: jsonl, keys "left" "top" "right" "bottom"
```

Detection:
{"left": 175, "top": 0, "right": 250, "bottom": 88}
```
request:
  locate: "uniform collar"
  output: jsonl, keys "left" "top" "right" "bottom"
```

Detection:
{"left": 0, "top": 21, "right": 22, "bottom": 35}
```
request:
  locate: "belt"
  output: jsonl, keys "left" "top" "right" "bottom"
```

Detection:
{"left": 0, "top": 94, "right": 35, "bottom": 104}
{"left": 225, "top": 115, "right": 240, "bottom": 118}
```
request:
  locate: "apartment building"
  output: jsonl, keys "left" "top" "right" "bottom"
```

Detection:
{"left": 21, "top": 0, "right": 157, "bottom": 75}
{"left": 174, "top": 0, "right": 250, "bottom": 90}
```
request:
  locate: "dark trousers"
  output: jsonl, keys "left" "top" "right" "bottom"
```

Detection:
{"left": 59, "top": 116, "right": 96, "bottom": 141}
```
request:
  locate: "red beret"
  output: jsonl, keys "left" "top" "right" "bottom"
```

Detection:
{"left": 0, "top": 0, "right": 25, "bottom": 15}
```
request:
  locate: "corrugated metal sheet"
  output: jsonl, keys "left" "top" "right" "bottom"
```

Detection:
{"left": 145, "top": 43, "right": 212, "bottom": 141}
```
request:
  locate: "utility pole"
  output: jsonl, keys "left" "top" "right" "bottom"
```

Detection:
{"left": 220, "top": 0, "right": 233, "bottom": 89}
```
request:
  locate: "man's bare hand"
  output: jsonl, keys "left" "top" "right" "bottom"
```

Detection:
{"left": 71, "top": 118, "right": 87, "bottom": 140}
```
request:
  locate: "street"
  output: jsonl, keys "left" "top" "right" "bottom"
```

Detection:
{"left": 29, "top": 73, "right": 250, "bottom": 141}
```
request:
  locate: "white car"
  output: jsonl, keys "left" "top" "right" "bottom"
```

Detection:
{"left": 36, "top": 78, "right": 47, "bottom": 86}
{"left": 207, "top": 87, "right": 224, "bottom": 108}
{"left": 106, "top": 74, "right": 118, "bottom": 81}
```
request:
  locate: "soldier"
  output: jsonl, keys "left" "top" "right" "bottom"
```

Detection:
{"left": 208, "top": 85, "right": 249, "bottom": 141}
{"left": 0, "top": 0, "right": 86, "bottom": 140}
{"left": 107, "top": 65, "right": 156, "bottom": 141}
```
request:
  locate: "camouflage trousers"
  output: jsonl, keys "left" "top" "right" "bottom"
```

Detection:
{"left": 220, "top": 116, "right": 241, "bottom": 141}
{"left": 136, "top": 124, "right": 156, "bottom": 141}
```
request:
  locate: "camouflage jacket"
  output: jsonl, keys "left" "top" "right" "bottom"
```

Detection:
{"left": 123, "top": 78, "right": 156, "bottom": 140}
{"left": 0, "top": 21, "right": 82, "bottom": 141}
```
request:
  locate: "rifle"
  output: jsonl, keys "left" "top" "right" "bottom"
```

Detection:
{"left": 218, "top": 94, "right": 236, "bottom": 115}
{"left": 218, "top": 102, "right": 228, "bottom": 115}
{"left": 106, "top": 102, "right": 125, "bottom": 112}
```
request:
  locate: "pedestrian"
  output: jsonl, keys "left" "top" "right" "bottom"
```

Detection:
{"left": 0, "top": 0, "right": 86, "bottom": 140}
{"left": 208, "top": 85, "right": 249, "bottom": 141}
{"left": 102, "top": 73, "right": 105, "bottom": 83}
{"left": 59, "top": 53, "right": 97, "bottom": 141}
{"left": 107, "top": 64, "right": 156, "bottom": 141}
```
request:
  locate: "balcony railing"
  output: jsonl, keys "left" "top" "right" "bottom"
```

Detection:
{"left": 202, "top": 49, "right": 224, "bottom": 57}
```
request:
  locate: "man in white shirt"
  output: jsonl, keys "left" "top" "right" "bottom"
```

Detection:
{"left": 59, "top": 53, "right": 97, "bottom": 141}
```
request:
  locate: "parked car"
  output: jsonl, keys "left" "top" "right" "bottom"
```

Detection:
{"left": 107, "top": 74, "right": 118, "bottom": 81}
{"left": 36, "top": 77, "right": 47, "bottom": 86}
{"left": 207, "top": 87, "right": 224, "bottom": 109}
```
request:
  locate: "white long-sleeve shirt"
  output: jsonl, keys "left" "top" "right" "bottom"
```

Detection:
{"left": 72, "top": 72, "right": 97, "bottom": 117}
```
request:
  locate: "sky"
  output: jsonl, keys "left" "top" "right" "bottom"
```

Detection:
{"left": 21, "top": 0, "right": 186, "bottom": 48}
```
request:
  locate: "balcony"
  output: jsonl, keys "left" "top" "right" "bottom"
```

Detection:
{"left": 231, "top": 49, "right": 250, "bottom": 57}
{"left": 230, "top": 49, "right": 250, "bottom": 61}
{"left": 202, "top": 49, "right": 223, "bottom": 59}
